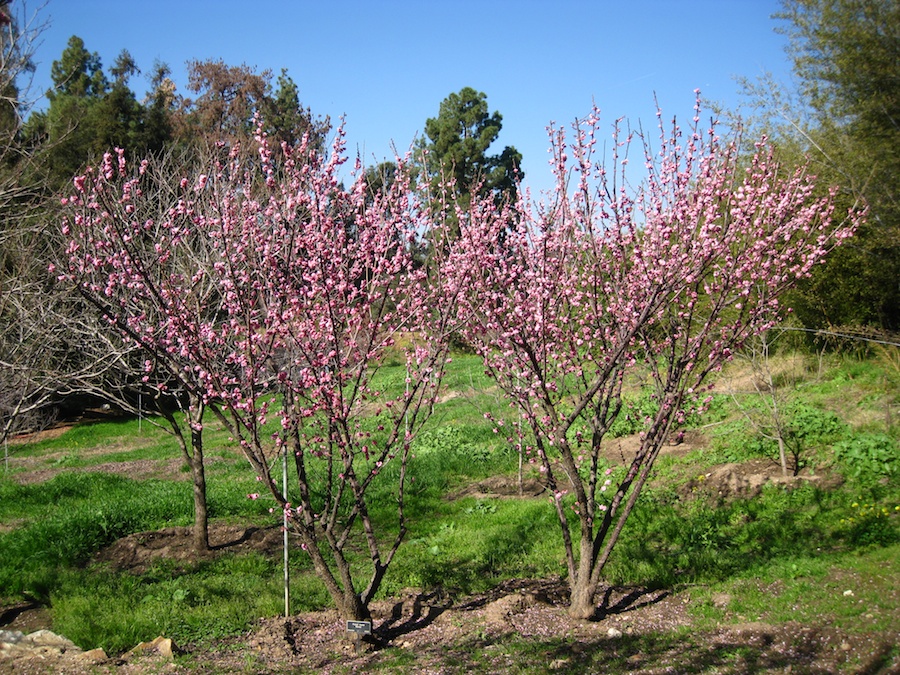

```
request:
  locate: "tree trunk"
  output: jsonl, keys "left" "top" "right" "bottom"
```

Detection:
{"left": 568, "top": 577, "right": 598, "bottom": 620}
{"left": 187, "top": 402, "right": 209, "bottom": 553}
{"left": 190, "top": 451, "right": 209, "bottom": 552}
{"left": 338, "top": 590, "right": 370, "bottom": 622}
{"left": 298, "top": 527, "right": 371, "bottom": 621}
{"left": 567, "top": 538, "right": 598, "bottom": 620}
{"left": 187, "top": 400, "right": 209, "bottom": 553}
{"left": 777, "top": 436, "right": 789, "bottom": 478}
{"left": 162, "top": 407, "right": 210, "bottom": 554}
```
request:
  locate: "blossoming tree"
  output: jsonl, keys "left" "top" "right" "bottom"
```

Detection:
{"left": 58, "top": 147, "right": 226, "bottom": 553}
{"left": 450, "top": 96, "right": 863, "bottom": 619}
{"left": 59, "top": 125, "right": 456, "bottom": 620}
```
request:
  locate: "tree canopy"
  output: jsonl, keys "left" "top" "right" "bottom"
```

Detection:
{"left": 748, "top": 0, "right": 900, "bottom": 331}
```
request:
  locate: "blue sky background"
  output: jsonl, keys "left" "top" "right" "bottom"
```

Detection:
{"left": 24, "top": 0, "right": 795, "bottom": 196}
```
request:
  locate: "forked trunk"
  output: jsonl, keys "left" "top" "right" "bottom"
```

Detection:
{"left": 300, "top": 530, "right": 372, "bottom": 622}
{"left": 337, "top": 590, "right": 370, "bottom": 622}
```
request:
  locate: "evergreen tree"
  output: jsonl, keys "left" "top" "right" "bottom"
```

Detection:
{"left": 262, "top": 68, "right": 329, "bottom": 151}
{"left": 25, "top": 38, "right": 172, "bottom": 189}
{"left": 48, "top": 35, "right": 107, "bottom": 100}
{"left": 418, "top": 87, "right": 522, "bottom": 236}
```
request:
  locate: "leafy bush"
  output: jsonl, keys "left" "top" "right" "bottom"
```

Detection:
{"left": 609, "top": 390, "right": 660, "bottom": 438}
{"left": 785, "top": 404, "right": 846, "bottom": 447}
{"left": 835, "top": 433, "right": 898, "bottom": 485}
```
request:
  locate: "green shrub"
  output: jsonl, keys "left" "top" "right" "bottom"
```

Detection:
{"left": 834, "top": 433, "right": 898, "bottom": 485}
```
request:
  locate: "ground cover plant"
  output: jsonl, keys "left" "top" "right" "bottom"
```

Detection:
{"left": 0, "top": 351, "right": 898, "bottom": 673}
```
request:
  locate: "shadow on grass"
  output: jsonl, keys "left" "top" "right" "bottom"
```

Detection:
{"left": 450, "top": 627, "right": 897, "bottom": 674}
{"left": 0, "top": 601, "right": 41, "bottom": 626}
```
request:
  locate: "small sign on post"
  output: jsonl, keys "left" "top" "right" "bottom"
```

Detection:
{"left": 346, "top": 620, "right": 372, "bottom": 655}
{"left": 346, "top": 620, "right": 372, "bottom": 635}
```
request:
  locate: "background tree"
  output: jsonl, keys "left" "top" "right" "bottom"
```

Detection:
{"left": 723, "top": 328, "right": 805, "bottom": 477}
{"left": 181, "top": 59, "right": 271, "bottom": 144}
{"left": 24, "top": 37, "right": 171, "bottom": 189}
{"left": 26, "top": 35, "right": 108, "bottom": 185}
{"left": 142, "top": 61, "right": 177, "bottom": 152}
{"left": 54, "top": 146, "right": 239, "bottom": 552}
{"left": 0, "top": 0, "right": 64, "bottom": 448}
{"left": 177, "top": 60, "right": 329, "bottom": 158}
{"left": 451, "top": 99, "right": 863, "bottom": 619}
{"left": 738, "top": 0, "right": 899, "bottom": 331}
{"left": 364, "top": 160, "right": 397, "bottom": 200}
{"left": 0, "top": 0, "right": 37, "bottom": 132}
{"left": 261, "top": 68, "right": 329, "bottom": 152}
{"left": 418, "top": 87, "right": 522, "bottom": 236}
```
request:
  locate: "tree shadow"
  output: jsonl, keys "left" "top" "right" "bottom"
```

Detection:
{"left": 538, "top": 627, "right": 897, "bottom": 675}
{"left": 454, "top": 577, "right": 571, "bottom": 612}
{"left": 373, "top": 590, "right": 452, "bottom": 643}
{"left": 209, "top": 525, "right": 263, "bottom": 551}
{"left": 593, "top": 585, "right": 671, "bottom": 621}
{"left": 0, "top": 601, "right": 42, "bottom": 627}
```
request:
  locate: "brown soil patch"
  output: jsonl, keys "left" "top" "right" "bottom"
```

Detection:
{"left": 682, "top": 458, "right": 845, "bottom": 502}
{"left": 600, "top": 428, "right": 709, "bottom": 464}
{"left": 451, "top": 474, "right": 548, "bottom": 499}
{"left": 11, "top": 457, "right": 189, "bottom": 486}
{"left": 92, "top": 523, "right": 285, "bottom": 575}
{"left": 6, "top": 425, "right": 70, "bottom": 446}
{"left": 0, "top": 603, "right": 51, "bottom": 635}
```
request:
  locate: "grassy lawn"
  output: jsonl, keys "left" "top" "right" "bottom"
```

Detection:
{"left": 0, "top": 352, "right": 898, "bottom": 667}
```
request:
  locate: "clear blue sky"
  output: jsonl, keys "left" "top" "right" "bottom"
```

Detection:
{"left": 24, "top": 0, "right": 794, "bottom": 195}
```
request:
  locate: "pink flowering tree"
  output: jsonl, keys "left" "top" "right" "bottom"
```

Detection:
{"left": 58, "top": 125, "right": 456, "bottom": 620}
{"left": 57, "top": 147, "right": 230, "bottom": 553}
{"left": 450, "top": 95, "right": 863, "bottom": 620}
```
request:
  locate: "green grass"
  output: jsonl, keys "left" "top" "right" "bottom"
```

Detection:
{"left": 0, "top": 350, "right": 898, "bottom": 660}
{"left": 0, "top": 469, "right": 272, "bottom": 603}
{"left": 50, "top": 552, "right": 333, "bottom": 654}
{"left": 603, "top": 479, "right": 900, "bottom": 588}
{"left": 385, "top": 496, "right": 563, "bottom": 597}
{"left": 688, "top": 543, "right": 900, "bottom": 634}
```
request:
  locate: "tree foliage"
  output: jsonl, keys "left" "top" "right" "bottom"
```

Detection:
{"left": 24, "top": 36, "right": 171, "bottom": 189}
{"left": 23, "top": 42, "right": 330, "bottom": 191}
{"left": 181, "top": 60, "right": 329, "bottom": 152}
{"left": 743, "top": 0, "right": 900, "bottom": 331}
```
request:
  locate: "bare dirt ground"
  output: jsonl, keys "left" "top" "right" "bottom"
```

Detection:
{"left": 2, "top": 430, "right": 898, "bottom": 673}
